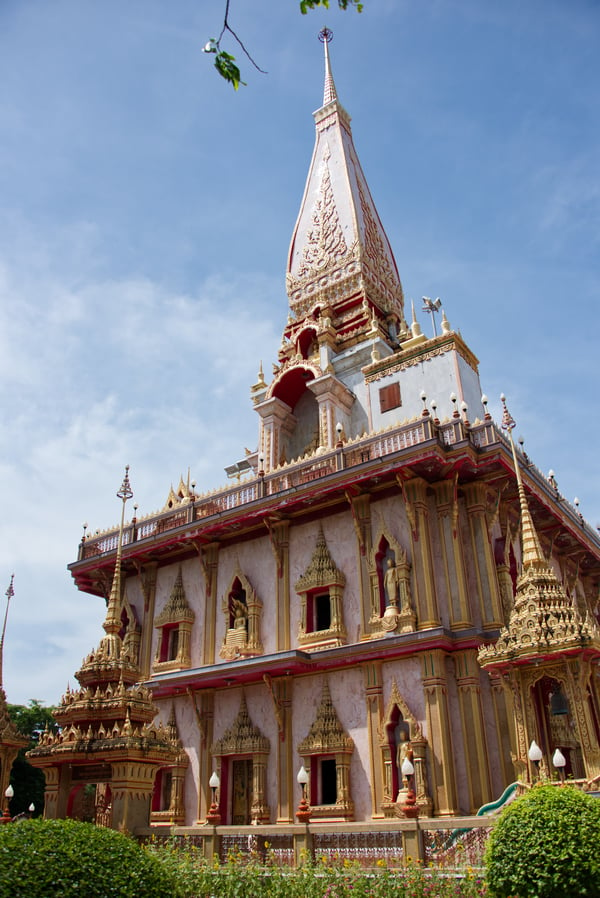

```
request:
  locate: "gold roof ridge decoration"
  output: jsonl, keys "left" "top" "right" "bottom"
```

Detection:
{"left": 479, "top": 397, "right": 600, "bottom": 668}
{"left": 298, "top": 679, "right": 353, "bottom": 754}
{"left": 155, "top": 566, "right": 195, "bottom": 626}
{"left": 211, "top": 694, "right": 270, "bottom": 756}
{"left": 295, "top": 524, "right": 345, "bottom": 593}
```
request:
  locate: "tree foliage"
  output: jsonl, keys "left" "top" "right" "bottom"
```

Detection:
{"left": 205, "top": 0, "right": 364, "bottom": 90}
{"left": 0, "top": 819, "right": 181, "bottom": 898}
{"left": 485, "top": 784, "right": 600, "bottom": 898}
{"left": 7, "top": 700, "right": 58, "bottom": 816}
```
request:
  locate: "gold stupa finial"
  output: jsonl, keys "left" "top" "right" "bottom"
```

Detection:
{"left": 0, "top": 574, "right": 15, "bottom": 688}
{"left": 318, "top": 27, "right": 337, "bottom": 106}
{"left": 500, "top": 395, "right": 546, "bottom": 569}
{"left": 104, "top": 466, "right": 134, "bottom": 638}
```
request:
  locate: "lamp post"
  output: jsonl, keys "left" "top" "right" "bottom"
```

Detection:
{"left": 553, "top": 749, "right": 567, "bottom": 784}
{"left": 528, "top": 740, "right": 543, "bottom": 781}
{"left": 400, "top": 758, "right": 419, "bottom": 818}
{"left": 206, "top": 771, "right": 221, "bottom": 825}
{"left": 1, "top": 785, "right": 14, "bottom": 823}
{"left": 296, "top": 765, "right": 311, "bottom": 823}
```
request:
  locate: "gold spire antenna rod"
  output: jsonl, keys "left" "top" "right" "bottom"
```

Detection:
{"left": 500, "top": 395, "right": 546, "bottom": 569}
{"left": 318, "top": 27, "right": 337, "bottom": 105}
{"left": 0, "top": 574, "right": 15, "bottom": 688}
{"left": 104, "top": 466, "right": 134, "bottom": 635}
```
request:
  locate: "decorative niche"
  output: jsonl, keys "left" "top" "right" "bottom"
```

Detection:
{"left": 295, "top": 525, "right": 346, "bottom": 650}
{"left": 153, "top": 567, "right": 195, "bottom": 673}
{"left": 220, "top": 567, "right": 263, "bottom": 661}
{"left": 368, "top": 529, "right": 416, "bottom": 635}
{"left": 298, "top": 680, "right": 354, "bottom": 821}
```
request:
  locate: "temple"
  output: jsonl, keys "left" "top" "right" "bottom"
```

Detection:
{"left": 28, "top": 32, "right": 600, "bottom": 829}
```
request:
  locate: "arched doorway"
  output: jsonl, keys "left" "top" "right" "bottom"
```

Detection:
{"left": 530, "top": 675, "right": 584, "bottom": 778}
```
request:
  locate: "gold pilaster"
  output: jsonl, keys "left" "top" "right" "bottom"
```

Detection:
{"left": 488, "top": 674, "right": 516, "bottom": 789}
{"left": 401, "top": 478, "right": 439, "bottom": 628}
{"left": 463, "top": 483, "right": 503, "bottom": 629}
{"left": 362, "top": 661, "right": 385, "bottom": 818}
{"left": 432, "top": 479, "right": 471, "bottom": 628}
{"left": 201, "top": 544, "right": 220, "bottom": 666}
{"left": 137, "top": 563, "right": 158, "bottom": 679}
{"left": 454, "top": 650, "right": 491, "bottom": 812}
{"left": 267, "top": 675, "right": 294, "bottom": 823}
{"left": 267, "top": 519, "right": 291, "bottom": 651}
{"left": 421, "top": 650, "right": 458, "bottom": 815}
{"left": 189, "top": 689, "right": 215, "bottom": 823}
{"left": 346, "top": 492, "right": 374, "bottom": 638}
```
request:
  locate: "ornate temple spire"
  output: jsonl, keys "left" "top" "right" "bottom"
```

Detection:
{"left": 478, "top": 396, "right": 600, "bottom": 668}
{"left": 0, "top": 574, "right": 14, "bottom": 689}
{"left": 102, "top": 466, "right": 133, "bottom": 648}
{"left": 286, "top": 30, "right": 405, "bottom": 334}
{"left": 500, "top": 395, "right": 546, "bottom": 570}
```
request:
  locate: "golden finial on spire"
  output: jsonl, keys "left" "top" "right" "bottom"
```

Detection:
{"left": 104, "top": 466, "right": 134, "bottom": 638}
{"left": 0, "top": 574, "right": 15, "bottom": 688}
{"left": 318, "top": 27, "right": 337, "bottom": 106}
{"left": 500, "top": 394, "right": 546, "bottom": 569}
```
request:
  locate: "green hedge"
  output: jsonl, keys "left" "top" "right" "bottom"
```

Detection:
{"left": 485, "top": 784, "right": 600, "bottom": 898}
{"left": 0, "top": 818, "right": 181, "bottom": 898}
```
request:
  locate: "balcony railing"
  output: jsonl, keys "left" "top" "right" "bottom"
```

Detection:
{"left": 78, "top": 414, "right": 595, "bottom": 563}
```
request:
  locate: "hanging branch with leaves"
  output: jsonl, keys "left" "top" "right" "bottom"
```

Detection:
{"left": 204, "top": 0, "right": 364, "bottom": 90}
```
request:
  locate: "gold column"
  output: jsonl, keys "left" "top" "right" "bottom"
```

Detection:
{"left": 251, "top": 755, "right": 271, "bottom": 823}
{"left": 463, "top": 484, "right": 503, "bottom": 630}
{"left": 40, "top": 765, "right": 60, "bottom": 819}
{"left": 267, "top": 520, "right": 291, "bottom": 652}
{"left": 138, "top": 562, "right": 158, "bottom": 679}
{"left": 346, "top": 492, "right": 374, "bottom": 638}
{"left": 454, "top": 650, "right": 492, "bottom": 812}
{"left": 421, "top": 650, "right": 458, "bottom": 815}
{"left": 488, "top": 673, "right": 516, "bottom": 789}
{"left": 401, "top": 478, "right": 439, "bottom": 628}
{"left": 273, "top": 676, "right": 294, "bottom": 823}
{"left": 362, "top": 661, "right": 385, "bottom": 818}
{"left": 189, "top": 689, "right": 215, "bottom": 824}
{"left": 201, "top": 544, "right": 220, "bottom": 666}
{"left": 495, "top": 562, "right": 514, "bottom": 626}
{"left": 432, "top": 480, "right": 471, "bottom": 628}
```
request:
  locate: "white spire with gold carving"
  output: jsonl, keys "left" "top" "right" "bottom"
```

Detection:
{"left": 286, "top": 28, "right": 405, "bottom": 329}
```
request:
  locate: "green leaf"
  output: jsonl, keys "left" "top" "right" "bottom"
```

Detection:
{"left": 214, "top": 50, "right": 247, "bottom": 90}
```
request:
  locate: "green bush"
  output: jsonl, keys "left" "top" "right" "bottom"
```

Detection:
{"left": 485, "top": 784, "right": 600, "bottom": 898}
{"left": 0, "top": 818, "right": 182, "bottom": 898}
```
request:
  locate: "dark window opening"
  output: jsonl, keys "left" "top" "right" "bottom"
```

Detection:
{"left": 315, "top": 593, "right": 331, "bottom": 631}
{"left": 159, "top": 625, "right": 179, "bottom": 663}
{"left": 321, "top": 758, "right": 337, "bottom": 804}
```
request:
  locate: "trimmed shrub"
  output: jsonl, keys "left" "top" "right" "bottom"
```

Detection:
{"left": 0, "top": 818, "right": 181, "bottom": 898}
{"left": 485, "top": 784, "right": 600, "bottom": 897}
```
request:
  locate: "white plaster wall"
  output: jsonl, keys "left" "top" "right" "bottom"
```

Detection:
{"left": 365, "top": 347, "right": 484, "bottom": 433}
{"left": 123, "top": 576, "right": 144, "bottom": 636}
{"left": 381, "top": 657, "right": 426, "bottom": 726}
{"left": 456, "top": 355, "right": 486, "bottom": 419}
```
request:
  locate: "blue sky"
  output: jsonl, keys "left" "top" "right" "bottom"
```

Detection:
{"left": 1, "top": 0, "right": 598, "bottom": 705}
